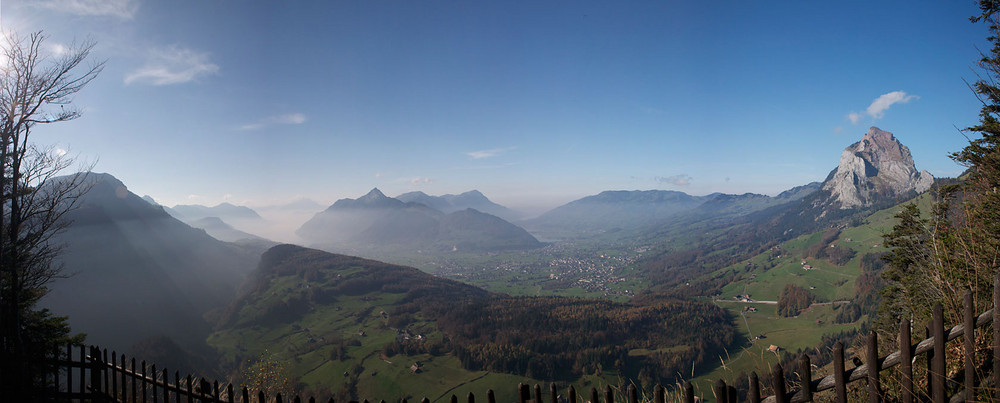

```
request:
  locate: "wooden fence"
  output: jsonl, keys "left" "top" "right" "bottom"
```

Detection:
{"left": 40, "top": 281, "right": 1000, "bottom": 402}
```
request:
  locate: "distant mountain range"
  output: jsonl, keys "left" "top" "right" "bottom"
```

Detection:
{"left": 297, "top": 188, "right": 541, "bottom": 252}
{"left": 167, "top": 202, "right": 264, "bottom": 222}
{"left": 395, "top": 190, "right": 521, "bottom": 221}
{"left": 524, "top": 184, "right": 821, "bottom": 238}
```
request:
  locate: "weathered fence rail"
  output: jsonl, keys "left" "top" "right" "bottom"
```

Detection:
{"left": 39, "top": 277, "right": 1000, "bottom": 402}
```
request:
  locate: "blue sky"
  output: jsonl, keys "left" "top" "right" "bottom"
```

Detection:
{"left": 1, "top": 1, "right": 990, "bottom": 213}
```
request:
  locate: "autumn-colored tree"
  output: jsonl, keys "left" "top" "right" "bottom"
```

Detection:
{"left": 241, "top": 350, "right": 294, "bottom": 399}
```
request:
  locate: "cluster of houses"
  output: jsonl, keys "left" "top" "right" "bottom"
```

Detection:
{"left": 733, "top": 294, "right": 754, "bottom": 303}
{"left": 397, "top": 328, "right": 425, "bottom": 342}
{"left": 801, "top": 260, "right": 815, "bottom": 270}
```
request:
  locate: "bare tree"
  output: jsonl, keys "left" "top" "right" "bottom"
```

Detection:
{"left": 0, "top": 31, "right": 103, "bottom": 398}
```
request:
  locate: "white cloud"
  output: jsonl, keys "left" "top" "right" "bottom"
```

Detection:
{"left": 466, "top": 147, "right": 515, "bottom": 159}
{"left": 656, "top": 174, "right": 692, "bottom": 186}
{"left": 125, "top": 45, "right": 219, "bottom": 86}
{"left": 846, "top": 91, "right": 918, "bottom": 125}
{"left": 239, "top": 113, "right": 308, "bottom": 131}
{"left": 33, "top": 0, "right": 138, "bottom": 19}
{"left": 867, "top": 91, "right": 918, "bottom": 118}
{"left": 55, "top": 148, "right": 67, "bottom": 157}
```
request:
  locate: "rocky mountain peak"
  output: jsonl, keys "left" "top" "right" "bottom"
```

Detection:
{"left": 360, "top": 188, "right": 388, "bottom": 201}
{"left": 821, "top": 127, "right": 933, "bottom": 208}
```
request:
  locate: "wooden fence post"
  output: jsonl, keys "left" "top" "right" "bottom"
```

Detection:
{"left": 772, "top": 363, "right": 786, "bottom": 403}
{"left": 604, "top": 385, "right": 613, "bottom": 403}
{"left": 833, "top": 342, "right": 846, "bottom": 403}
{"left": 932, "top": 304, "right": 945, "bottom": 403}
{"left": 900, "top": 319, "right": 913, "bottom": 403}
{"left": 142, "top": 360, "right": 148, "bottom": 403}
{"left": 104, "top": 348, "right": 110, "bottom": 399}
{"left": 534, "top": 384, "right": 542, "bottom": 403}
{"left": 964, "top": 290, "right": 975, "bottom": 402}
{"left": 551, "top": 383, "right": 558, "bottom": 403}
{"left": 163, "top": 369, "right": 170, "bottom": 403}
{"left": 589, "top": 387, "right": 598, "bottom": 403}
{"left": 121, "top": 355, "right": 128, "bottom": 402}
{"left": 89, "top": 346, "right": 105, "bottom": 402}
{"left": 799, "top": 354, "right": 812, "bottom": 402}
{"left": 683, "top": 381, "right": 693, "bottom": 403}
{"left": 111, "top": 351, "right": 118, "bottom": 401}
{"left": 488, "top": 389, "right": 496, "bottom": 403}
{"left": 713, "top": 379, "right": 726, "bottom": 403}
{"left": 749, "top": 372, "right": 760, "bottom": 403}
{"left": 80, "top": 345, "right": 87, "bottom": 398}
{"left": 469, "top": 391, "right": 476, "bottom": 403}
{"left": 150, "top": 364, "right": 157, "bottom": 403}
{"left": 569, "top": 386, "right": 578, "bottom": 403}
{"left": 518, "top": 383, "right": 529, "bottom": 403}
{"left": 628, "top": 384, "right": 637, "bottom": 403}
{"left": 653, "top": 384, "right": 663, "bottom": 403}
{"left": 867, "top": 331, "right": 880, "bottom": 403}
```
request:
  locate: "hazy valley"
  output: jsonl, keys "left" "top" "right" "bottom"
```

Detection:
{"left": 29, "top": 126, "right": 949, "bottom": 400}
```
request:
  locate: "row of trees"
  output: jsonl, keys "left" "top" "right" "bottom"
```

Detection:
{"left": 878, "top": 2, "right": 1000, "bottom": 333}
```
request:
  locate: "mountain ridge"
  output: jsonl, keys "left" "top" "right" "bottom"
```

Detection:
{"left": 297, "top": 189, "right": 541, "bottom": 252}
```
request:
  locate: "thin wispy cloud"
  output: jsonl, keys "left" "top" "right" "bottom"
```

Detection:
{"left": 239, "top": 113, "right": 308, "bottom": 131}
{"left": 125, "top": 45, "right": 219, "bottom": 86}
{"left": 400, "top": 177, "right": 433, "bottom": 185}
{"left": 656, "top": 174, "right": 692, "bottom": 186}
{"left": 33, "top": 0, "right": 139, "bottom": 19}
{"left": 846, "top": 91, "right": 918, "bottom": 124}
{"left": 466, "top": 147, "right": 515, "bottom": 159}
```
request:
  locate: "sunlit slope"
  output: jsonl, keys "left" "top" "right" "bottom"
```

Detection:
{"left": 685, "top": 193, "right": 934, "bottom": 390}
{"left": 705, "top": 193, "right": 931, "bottom": 302}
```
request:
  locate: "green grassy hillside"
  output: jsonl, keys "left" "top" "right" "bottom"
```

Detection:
{"left": 209, "top": 245, "right": 736, "bottom": 401}
{"left": 683, "top": 193, "right": 933, "bottom": 391}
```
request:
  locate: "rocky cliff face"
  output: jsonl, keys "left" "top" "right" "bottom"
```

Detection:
{"left": 822, "top": 127, "right": 933, "bottom": 208}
